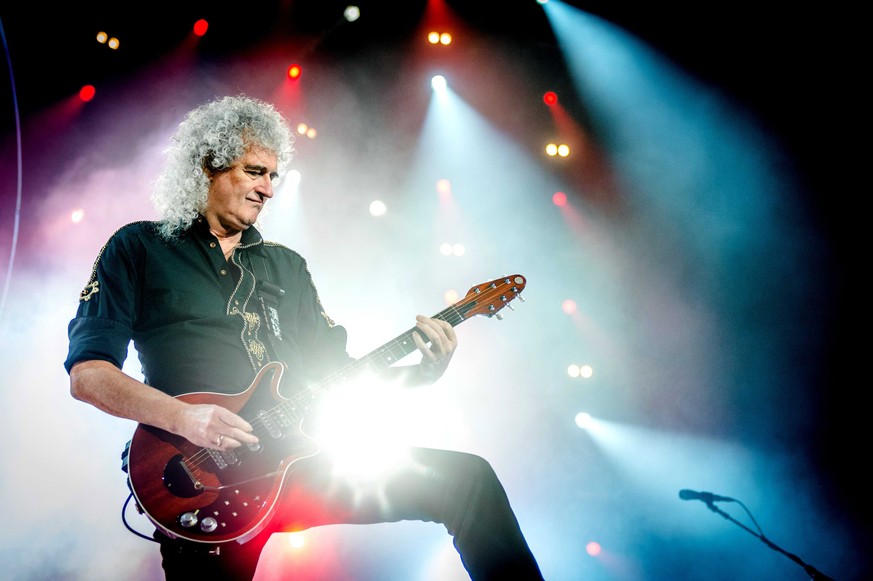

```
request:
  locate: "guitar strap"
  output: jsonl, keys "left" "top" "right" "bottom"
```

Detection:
{"left": 250, "top": 252, "right": 285, "bottom": 355}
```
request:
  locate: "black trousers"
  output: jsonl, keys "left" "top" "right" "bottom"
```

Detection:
{"left": 156, "top": 447, "right": 543, "bottom": 580}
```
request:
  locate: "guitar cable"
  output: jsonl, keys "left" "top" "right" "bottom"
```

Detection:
{"left": 122, "top": 491, "right": 158, "bottom": 543}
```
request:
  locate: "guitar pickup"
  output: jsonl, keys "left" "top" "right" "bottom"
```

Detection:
{"left": 206, "top": 447, "right": 242, "bottom": 469}
{"left": 258, "top": 409, "right": 284, "bottom": 439}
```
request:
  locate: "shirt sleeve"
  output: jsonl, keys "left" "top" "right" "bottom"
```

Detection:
{"left": 63, "top": 225, "right": 141, "bottom": 373}
{"left": 270, "top": 247, "right": 354, "bottom": 382}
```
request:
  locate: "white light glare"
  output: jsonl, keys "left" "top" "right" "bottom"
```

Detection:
{"left": 439, "top": 242, "right": 465, "bottom": 256}
{"left": 567, "top": 364, "right": 594, "bottom": 379}
{"left": 369, "top": 200, "right": 387, "bottom": 217}
{"left": 287, "top": 532, "right": 305, "bottom": 548}
{"left": 575, "top": 412, "right": 593, "bottom": 428}
{"left": 316, "top": 378, "right": 409, "bottom": 480}
{"left": 431, "top": 75, "right": 447, "bottom": 92}
{"left": 344, "top": 6, "right": 360, "bottom": 22}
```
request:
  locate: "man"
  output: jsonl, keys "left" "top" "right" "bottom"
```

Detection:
{"left": 65, "top": 95, "right": 543, "bottom": 580}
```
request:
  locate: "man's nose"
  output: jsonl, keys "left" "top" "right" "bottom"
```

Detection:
{"left": 257, "top": 177, "right": 274, "bottom": 198}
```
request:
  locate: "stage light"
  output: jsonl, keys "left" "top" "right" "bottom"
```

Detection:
{"left": 575, "top": 412, "right": 593, "bottom": 428}
{"left": 427, "top": 31, "right": 453, "bottom": 45}
{"left": 95, "top": 31, "right": 118, "bottom": 48}
{"left": 436, "top": 178, "right": 451, "bottom": 196}
{"left": 439, "top": 243, "right": 465, "bottom": 257}
{"left": 431, "top": 75, "right": 447, "bottom": 92}
{"left": 344, "top": 6, "right": 360, "bottom": 22}
{"left": 545, "top": 143, "right": 570, "bottom": 157}
{"left": 443, "top": 288, "right": 460, "bottom": 305}
{"left": 193, "top": 19, "right": 209, "bottom": 37}
{"left": 543, "top": 91, "right": 558, "bottom": 105}
{"left": 552, "top": 191, "right": 567, "bottom": 206}
{"left": 287, "top": 64, "right": 302, "bottom": 80}
{"left": 586, "top": 541, "right": 601, "bottom": 556}
{"left": 369, "top": 200, "right": 387, "bottom": 217}
{"left": 71, "top": 209, "right": 85, "bottom": 223}
{"left": 79, "top": 85, "right": 96, "bottom": 102}
{"left": 305, "top": 127, "right": 317, "bottom": 139}
{"left": 567, "top": 362, "right": 593, "bottom": 379}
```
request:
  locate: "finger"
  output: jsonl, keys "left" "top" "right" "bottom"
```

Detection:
{"left": 216, "top": 408, "right": 255, "bottom": 433}
{"left": 415, "top": 322, "right": 445, "bottom": 357}
{"left": 227, "top": 427, "right": 259, "bottom": 446}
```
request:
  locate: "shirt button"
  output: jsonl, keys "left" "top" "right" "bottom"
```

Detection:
{"left": 234, "top": 300, "right": 239, "bottom": 305}
{"left": 220, "top": 269, "right": 227, "bottom": 276}
{"left": 209, "top": 242, "right": 216, "bottom": 248}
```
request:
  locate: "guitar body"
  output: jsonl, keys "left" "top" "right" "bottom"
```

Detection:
{"left": 125, "top": 274, "right": 527, "bottom": 546}
{"left": 127, "top": 361, "right": 319, "bottom": 545}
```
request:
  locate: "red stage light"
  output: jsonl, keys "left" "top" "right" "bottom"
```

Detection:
{"left": 79, "top": 85, "right": 96, "bottom": 102}
{"left": 552, "top": 191, "right": 567, "bottom": 206}
{"left": 543, "top": 91, "right": 558, "bottom": 105}
{"left": 193, "top": 19, "right": 209, "bottom": 37}
{"left": 287, "top": 64, "right": 302, "bottom": 80}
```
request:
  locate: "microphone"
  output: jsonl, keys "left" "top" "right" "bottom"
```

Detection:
{"left": 678, "top": 489, "right": 735, "bottom": 503}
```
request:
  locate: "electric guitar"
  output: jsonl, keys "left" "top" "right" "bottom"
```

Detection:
{"left": 125, "top": 274, "right": 527, "bottom": 545}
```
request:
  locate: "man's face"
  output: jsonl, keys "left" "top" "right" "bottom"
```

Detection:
{"left": 204, "top": 145, "right": 279, "bottom": 236}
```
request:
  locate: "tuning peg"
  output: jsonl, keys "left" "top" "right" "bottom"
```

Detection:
{"left": 516, "top": 294, "right": 525, "bottom": 302}
{"left": 506, "top": 302, "right": 515, "bottom": 310}
{"left": 495, "top": 312, "right": 504, "bottom": 320}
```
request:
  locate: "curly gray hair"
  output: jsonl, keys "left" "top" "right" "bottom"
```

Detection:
{"left": 151, "top": 95, "right": 295, "bottom": 238}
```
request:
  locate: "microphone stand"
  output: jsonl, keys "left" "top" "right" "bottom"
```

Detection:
{"left": 702, "top": 500, "right": 836, "bottom": 580}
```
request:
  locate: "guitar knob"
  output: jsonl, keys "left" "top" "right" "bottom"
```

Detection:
{"left": 200, "top": 517, "right": 218, "bottom": 533}
{"left": 179, "top": 512, "right": 198, "bottom": 528}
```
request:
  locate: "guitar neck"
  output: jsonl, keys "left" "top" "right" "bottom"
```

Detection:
{"left": 290, "top": 274, "right": 526, "bottom": 404}
{"left": 313, "top": 305, "right": 462, "bottom": 389}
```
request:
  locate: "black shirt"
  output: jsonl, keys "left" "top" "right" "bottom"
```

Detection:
{"left": 64, "top": 217, "right": 352, "bottom": 397}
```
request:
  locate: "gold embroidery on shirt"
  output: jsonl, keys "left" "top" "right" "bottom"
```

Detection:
{"left": 248, "top": 338, "right": 267, "bottom": 362}
{"left": 244, "top": 311, "right": 260, "bottom": 335}
{"left": 79, "top": 281, "right": 100, "bottom": 302}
